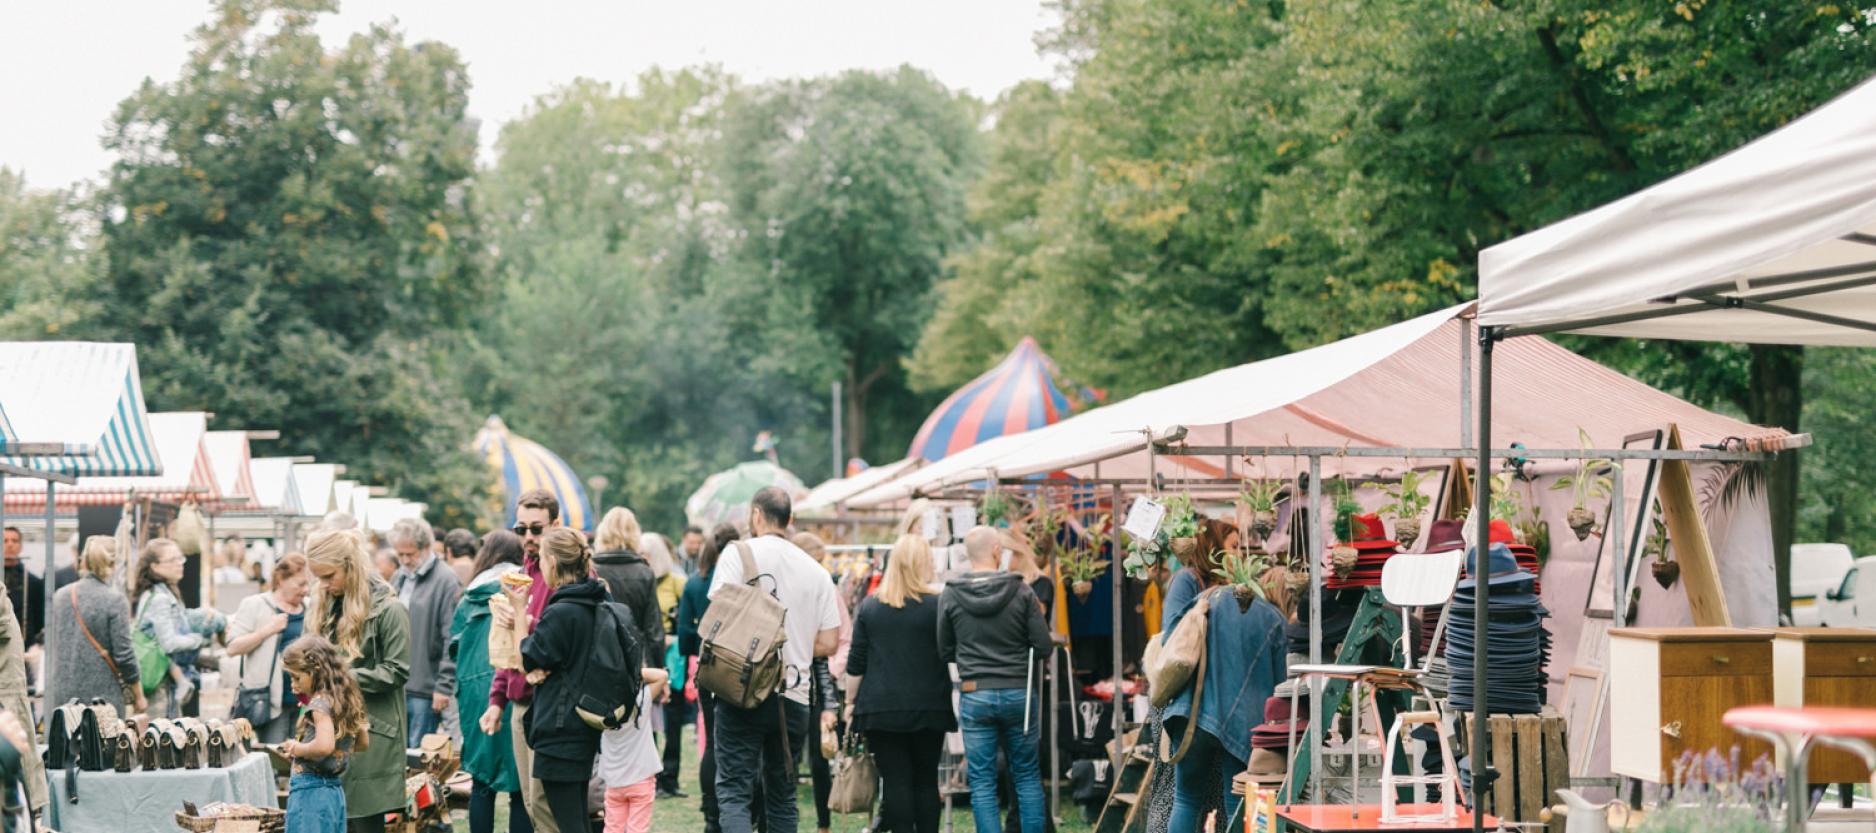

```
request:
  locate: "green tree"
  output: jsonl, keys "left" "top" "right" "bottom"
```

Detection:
{"left": 721, "top": 68, "right": 982, "bottom": 464}
{"left": 471, "top": 69, "right": 841, "bottom": 532}
{"left": 88, "top": 0, "right": 494, "bottom": 525}
{"left": 0, "top": 170, "right": 100, "bottom": 336}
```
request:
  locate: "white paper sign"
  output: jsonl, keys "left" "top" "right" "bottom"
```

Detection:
{"left": 922, "top": 509, "right": 945, "bottom": 542}
{"left": 952, "top": 504, "right": 978, "bottom": 534}
{"left": 1123, "top": 496, "right": 1166, "bottom": 541}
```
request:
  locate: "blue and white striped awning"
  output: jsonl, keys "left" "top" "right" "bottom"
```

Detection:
{"left": 0, "top": 342, "right": 161, "bottom": 474}
{"left": 248, "top": 456, "right": 302, "bottom": 516}
{"left": 5, "top": 411, "right": 214, "bottom": 509}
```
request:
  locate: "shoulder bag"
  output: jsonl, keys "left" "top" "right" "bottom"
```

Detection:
{"left": 827, "top": 725, "right": 878, "bottom": 814}
{"left": 1154, "top": 589, "right": 1219, "bottom": 765}
{"left": 1144, "top": 586, "right": 1217, "bottom": 709}
{"left": 132, "top": 593, "right": 171, "bottom": 695}
{"left": 233, "top": 602, "right": 282, "bottom": 728}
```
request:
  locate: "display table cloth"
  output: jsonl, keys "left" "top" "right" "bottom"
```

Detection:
{"left": 47, "top": 752, "right": 275, "bottom": 833}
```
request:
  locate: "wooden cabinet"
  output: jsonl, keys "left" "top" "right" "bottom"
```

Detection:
{"left": 1608, "top": 628, "right": 1773, "bottom": 783}
{"left": 1771, "top": 627, "right": 1876, "bottom": 783}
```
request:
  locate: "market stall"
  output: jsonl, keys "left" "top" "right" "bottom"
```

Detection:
{"left": 1475, "top": 72, "right": 1876, "bottom": 831}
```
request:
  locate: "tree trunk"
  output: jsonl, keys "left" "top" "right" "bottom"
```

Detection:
{"left": 1746, "top": 344, "right": 1804, "bottom": 617}
{"left": 843, "top": 363, "right": 867, "bottom": 463}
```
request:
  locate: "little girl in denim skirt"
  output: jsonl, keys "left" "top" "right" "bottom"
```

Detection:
{"left": 279, "top": 635, "right": 367, "bottom": 833}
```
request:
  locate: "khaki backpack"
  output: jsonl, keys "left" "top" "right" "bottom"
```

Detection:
{"left": 696, "top": 541, "right": 789, "bottom": 709}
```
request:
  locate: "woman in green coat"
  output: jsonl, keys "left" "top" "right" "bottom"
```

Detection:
{"left": 439, "top": 531, "right": 526, "bottom": 833}
{"left": 305, "top": 528, "right": 411, "bottom": 833}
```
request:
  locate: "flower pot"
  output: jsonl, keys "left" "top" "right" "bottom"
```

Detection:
{"left": 1651, "top": 559, "right": 1680, "bottom": 589}
{"left": 1331, "top": 545, "right": 1358, "bottom": 580}
{"left": 1286, "top": 570, "right": 1309, "bottom": 594}
{"left": 1170, "top": 536, "right": 1198, "bottom": 561}
{"left": 1251, "top": 510, "right": 1278, "bottom": 540}
{"left": 1567, "top": 507, "right": 1596, "bottom": 541}
{"left": 1395, "top": 516, "right": 1421, "bottom": 549}
{"left": 1072, "top": 580, "right": 1094, "bottom": 600}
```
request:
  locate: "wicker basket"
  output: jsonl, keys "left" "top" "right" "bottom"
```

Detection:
{"left": 174, "top": 805, "right": 285, "bottom": 833}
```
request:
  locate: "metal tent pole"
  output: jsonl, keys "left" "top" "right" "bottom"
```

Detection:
{"left": 1109, "top": 482, "right": 1124, "bottom": 769}
{"left": 42, "top": 484, "right": 55, "bottom": 666}
{"left": 1610, "top": 467, "right": 1626, "bottom": 628}
{"left": 1471, "top": 328, "right": 1497, "bottom": 833}
{"left": 1307, "top": 453, "right": 1323, "bottom": 803}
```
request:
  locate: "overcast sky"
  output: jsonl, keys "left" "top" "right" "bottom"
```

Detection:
{"left": 0, "top": 1, "right": 1060, "bottom": 191}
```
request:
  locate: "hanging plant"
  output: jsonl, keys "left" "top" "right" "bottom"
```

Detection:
{"left": 1551, "top": 428, "right": 1616, "bottom": 541}
{"left": 1061, "top": 537, "right": 1110, "bottom": 601}
{"left": 979, "top": 490, "right": 1012, "bottom": 527}
{"left": 1211, "top": 546, "right": 1273, "bottom": 609}
{"left": 1647, "top": 506, "right": 1678, "bottom": 589}
{"left": 1122, "top": 494, "right": 1197, "bottom": 580}
{"left": 1380, "top": 469, "right": 1433, "bottom": 548}
{"left": 1163, "top": 493, "right": 1200, "bottom": 560}
{"left": 1237, "top": 478, "right": 1283, "bottom": 541}
{"left": 1330, "top": 478, "right": 1361, "bottom": 579}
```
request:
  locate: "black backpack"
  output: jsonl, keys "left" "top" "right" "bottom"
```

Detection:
{"left": 574, "top": 599, "right": 646, "bottom": 731}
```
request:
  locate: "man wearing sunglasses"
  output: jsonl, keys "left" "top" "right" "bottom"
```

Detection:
{"left": 482, "top": 489, "right": 563, "bottom": 833}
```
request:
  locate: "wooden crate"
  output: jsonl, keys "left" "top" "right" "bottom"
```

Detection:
{"left": 1457, "top": 708, "right": 1569, "bottom": 833}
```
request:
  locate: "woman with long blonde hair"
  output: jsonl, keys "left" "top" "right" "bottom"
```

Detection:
{"left": 845, "top": 535, "right": 955, "bottom": 833}
{"left": 303, "top": 528, "right": 410, "bottom": 833}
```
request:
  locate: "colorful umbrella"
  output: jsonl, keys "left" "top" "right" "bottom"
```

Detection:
{"left": 473, "top": 415, "right": 593, "bottom": 533}
{"left": 686, "top": 460, "right": 808, "bottom": 529}
{"left": 906, "top": 337, "right": 1088, "bottom": 462}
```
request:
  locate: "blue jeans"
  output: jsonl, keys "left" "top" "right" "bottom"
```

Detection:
{"left": 714, "top": 696, "right": 809, "bottom": 833}
{"left": 287, "top": 772, "right": 346, "bottom": 833}
{"left": 959, "top": 688, "right": 1043, "bottom": 833}
{"left": 1167, "top": 727, "right": 1243, "bottom": 833}
{"left": 406, "top": 695, "right": 441, "bottom": 746}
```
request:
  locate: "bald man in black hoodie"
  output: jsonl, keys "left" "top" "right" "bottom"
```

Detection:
{"left": 938, "top": 526, "right": 1054, "bottom": 833}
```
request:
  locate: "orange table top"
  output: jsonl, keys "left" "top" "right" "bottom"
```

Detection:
{"left": 1276, "top": 804, "right": 1497, "bottom": 832}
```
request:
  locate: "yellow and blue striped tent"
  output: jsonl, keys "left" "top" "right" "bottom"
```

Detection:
{"left": 473, "top": 415, "right": 592, "bottom": 533}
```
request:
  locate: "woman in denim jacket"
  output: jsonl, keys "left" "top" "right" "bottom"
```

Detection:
{"left": 1159, "top": 521, "right": 1287, "bottom": 833}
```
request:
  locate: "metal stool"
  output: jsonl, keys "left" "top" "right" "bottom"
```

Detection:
{"left": 1380, "top": 710, "right": 1459, "bottom": 824}
{"left": 1722, "top": 705, "right": 1876, "bottom": 833}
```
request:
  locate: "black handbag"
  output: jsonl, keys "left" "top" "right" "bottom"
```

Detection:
{"left": 234, "top": 604, "right": 282, "bottom": 728}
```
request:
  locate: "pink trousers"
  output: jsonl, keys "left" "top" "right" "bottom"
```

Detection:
{"left": 603, "top": 778, "right": 656, "bottom": 833}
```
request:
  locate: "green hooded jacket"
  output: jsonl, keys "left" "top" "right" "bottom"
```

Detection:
{"left": 447, "top": 570, "right": 520, "bottom": 792}
{"left": 330, "top": 579, "right": 411, "bottom": 818}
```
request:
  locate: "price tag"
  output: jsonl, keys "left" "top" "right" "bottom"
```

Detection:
{"left": 922, "top": 509, "right": 945, "bottom": 542}
{"left": 952, "top": 504, "right": 978, "bottom": 533}
{"left": 1122, "top": 496, "right": 1166, "bottom": 541}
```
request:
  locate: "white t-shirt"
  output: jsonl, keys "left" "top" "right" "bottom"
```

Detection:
{"left": 708, "top": 534, "right": 841, "bottom": 706}
{"left": 598, "top": 687, "right": 661, "bottom": 789}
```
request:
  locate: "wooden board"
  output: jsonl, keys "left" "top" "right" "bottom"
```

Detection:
{"left": 1542, "top": 712, "right": 1569, "bottom": 833}
{"left": 1490, "top": 715, "right": 1514, "bottom": 816}
{"left": 1658, "top": 425, "right": 1729, "bottom": 626}
{"left": 1514, "top": 715, "right": 1543, "bottom": 824}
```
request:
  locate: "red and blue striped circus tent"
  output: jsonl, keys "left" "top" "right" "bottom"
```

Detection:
{"left": 906, "top": 337, "right": 1086, "bottom": 462}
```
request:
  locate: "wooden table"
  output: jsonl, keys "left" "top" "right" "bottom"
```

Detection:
{"left": 1276, "top": 804, "right": 1497, "bottom": 832}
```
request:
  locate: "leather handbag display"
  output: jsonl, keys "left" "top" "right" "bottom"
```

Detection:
{"left": 177, "top": 718, "right": 209, "bottom": 769}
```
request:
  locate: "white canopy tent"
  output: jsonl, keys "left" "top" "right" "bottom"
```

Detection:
{"left": 1477, "top": 75, "right": 1876, "bottom": 343}
{"left": 4, "top": 411, "right": 219, "bottom": 509}
{"left": 847, "top": 305, "right": 1780, "bottom": 506}
{"left": 798, "top": 457, "right": 919, "bottom": 514}
{"left": 201, "top": 430, "right": 257, "bottom": 511}
{"left": 293, "top": 463, "right": 338, "bottom": 519}
{"left": 1469, "top": 73, "right": 1876, "bottom": 829}
{"left": 366, "top": 497, "right": 426, "bottom": 533}
{"left": 249, "top": 457, "right": 304, "bottom": 517}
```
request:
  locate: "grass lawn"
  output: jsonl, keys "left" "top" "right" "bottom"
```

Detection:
{"left": 453, "top": 722, "right": 1100, "bottom": 833}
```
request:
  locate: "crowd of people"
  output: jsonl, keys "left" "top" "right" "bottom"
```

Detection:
{"left": 0, "top": 482, "right": 1290, "bottom": 833}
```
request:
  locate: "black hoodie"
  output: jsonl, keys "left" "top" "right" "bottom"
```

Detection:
{"left": 593, "top": 549, "right": 665, "bottom": 666}
{"left": 937, "top": 571, "right": 1054, "bottom": 690}
{"left": 521, "top": 577, "right": 611, "bottom": 778}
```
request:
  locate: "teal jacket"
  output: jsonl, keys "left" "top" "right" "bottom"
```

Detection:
{"left": 448, "top": 568, "right": 521, "bottom": 792}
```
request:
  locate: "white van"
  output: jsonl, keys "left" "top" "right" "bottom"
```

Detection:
{"left": 1817, "top": 556, "right": 1876, "bottom": 627}
{"left": 1792, "top": 543, "right": 1855, "bottom": 626}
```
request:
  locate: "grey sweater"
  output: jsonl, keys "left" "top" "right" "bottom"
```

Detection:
{"left": 46, "top": 576, "right": 140, "bottom": 713}
{"left": 397, "top": 555, "right": 462, "bottom": 697}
